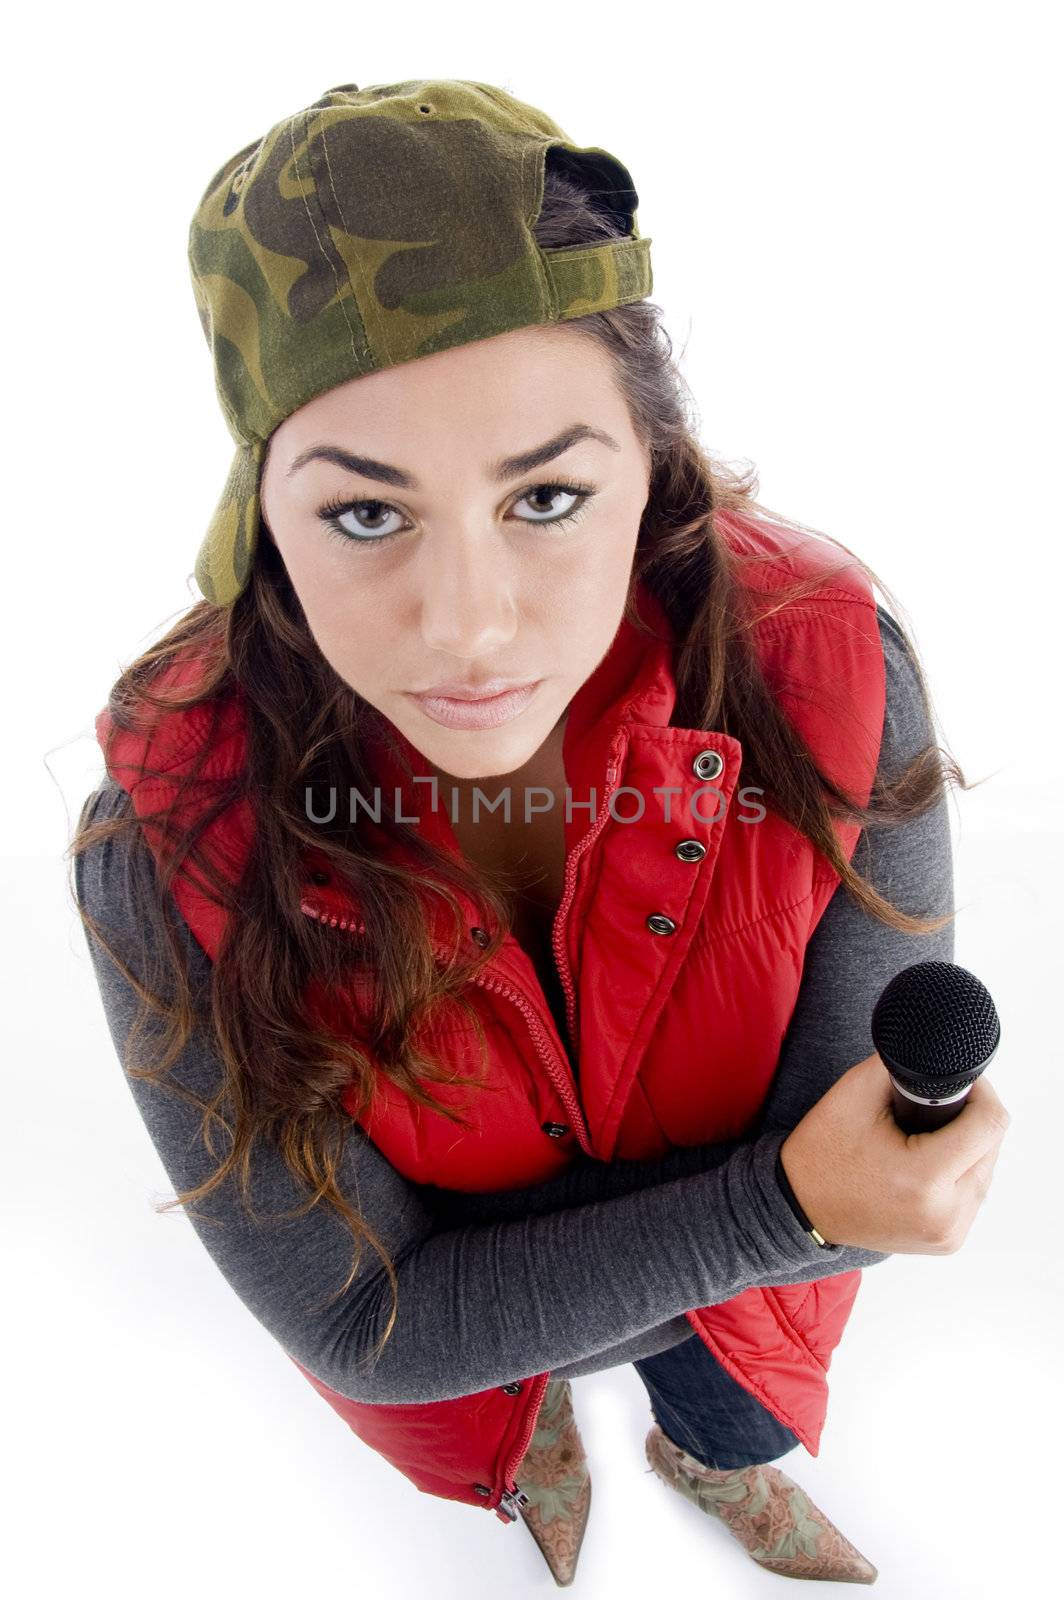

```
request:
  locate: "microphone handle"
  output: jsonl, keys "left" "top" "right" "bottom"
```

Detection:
{"left": 890, "top": 1077, "right": 973, "bottom": 1135}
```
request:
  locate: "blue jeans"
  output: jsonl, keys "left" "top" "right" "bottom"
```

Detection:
{"left": 634, "top": 1332, "right": 802, "bottom": 1470}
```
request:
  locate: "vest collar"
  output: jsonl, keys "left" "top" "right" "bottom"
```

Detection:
{"left": 97, "top": 575, "right": 684, "bottom": 944}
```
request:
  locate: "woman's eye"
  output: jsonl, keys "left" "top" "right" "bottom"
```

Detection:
{"left": 316, "top": 481, "right": 596, "bottom": 548}
{"left": 318, "top": 498, "right": 407, "bottom": 543}
{"left": 512, "top": 484, "right": 592, "bottom": 525}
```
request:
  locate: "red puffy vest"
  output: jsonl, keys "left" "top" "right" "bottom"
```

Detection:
{"left": 97, "top": 509, "right": 886, "bottom": 1523}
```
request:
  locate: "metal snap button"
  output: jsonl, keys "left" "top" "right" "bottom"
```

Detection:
{"left": 693, "top": 749, "right": 724, "bottom": 781}
{"left": 674, "top": 838, "right": 707, "bottom": 862}
{"left": 501, "top": 1382, "right": 522, "bottom": 1395}
{"left": 541, "top": 1121, "right": 570, "bottom": 1138}
{"left": 473, "top": 1483, "right": 491, "bottom": 1496}
{"left": 310, "top": 870, "right": 331, "bottom": 885}
{"left": 646, "top": 914, "right": 678, "bottom": 935}
{"left": 470, "top": 926, "right": 490, "bottom": 947}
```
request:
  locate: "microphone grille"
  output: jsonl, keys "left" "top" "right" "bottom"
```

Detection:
{"left": 870, "top": 960, "right": 1000, "bottom": 1095}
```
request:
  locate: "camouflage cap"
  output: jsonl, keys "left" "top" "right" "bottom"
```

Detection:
{"left": 188, "top": 78, "right": 653, "bottom": 606}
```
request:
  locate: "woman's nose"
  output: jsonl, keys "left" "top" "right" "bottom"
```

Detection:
{"left": 417, "top": 539, "right": 518, "bottom": 657}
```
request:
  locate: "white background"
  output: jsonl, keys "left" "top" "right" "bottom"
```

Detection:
{"left": 9, "top": 2, "right": 1061, "bottom": 1597}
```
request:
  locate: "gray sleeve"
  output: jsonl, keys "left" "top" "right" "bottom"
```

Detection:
{"left": 74, "top": 780, "right": 875, "bottom": 1407}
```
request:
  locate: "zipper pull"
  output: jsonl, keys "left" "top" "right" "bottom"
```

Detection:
{"left": 498, "top": 1486, "right": 531, "bottom": 1521}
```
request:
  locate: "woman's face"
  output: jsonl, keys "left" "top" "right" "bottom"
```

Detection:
{"left": 259, "top": 324, "right": 652, "bottom": 782}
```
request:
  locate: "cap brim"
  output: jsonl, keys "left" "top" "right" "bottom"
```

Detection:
{"left": 194, "top": 437, "right": 265, "bottom": 607}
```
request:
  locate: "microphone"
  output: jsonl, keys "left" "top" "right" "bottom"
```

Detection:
{"left": 870, "top": 960, "right": 1002, "bottom": 1135}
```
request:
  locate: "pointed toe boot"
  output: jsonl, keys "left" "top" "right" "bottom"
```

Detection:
{"left": 514, "top": 1377, "right": 592, "bottom": 1587}
{"left": 645, "top": 1422, "right": 878, "bottom": 1584}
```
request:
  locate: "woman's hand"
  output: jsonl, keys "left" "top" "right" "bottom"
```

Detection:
{"left": 779, "top": 1051, "right": 1011, "bottom": 1254}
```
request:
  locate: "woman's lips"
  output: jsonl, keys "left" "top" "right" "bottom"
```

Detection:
{"left": 407, "top": 680, "right": 543, "bottom": 730}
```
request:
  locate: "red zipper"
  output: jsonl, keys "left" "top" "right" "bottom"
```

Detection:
{"left": 496, "top": 1368, "right": 551, "bottom": 1519}
{"left": 551, "top": 739, "right": 624, "bottom": 1051}
{"left": 471, "top": 740, "right": 625, "bottom": 1156}
{"left": 302, "top": 911, "right": 361, "bottom": 930}
{"left": 470, "top": 968, "right": 591, "bottom": 1152}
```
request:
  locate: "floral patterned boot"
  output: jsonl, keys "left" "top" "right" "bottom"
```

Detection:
{"left": 645, "top": 1423, "right": 878, "bottom": 1583}
{"left": 514, "top": 1377, "right": 592, "bottom": 1587}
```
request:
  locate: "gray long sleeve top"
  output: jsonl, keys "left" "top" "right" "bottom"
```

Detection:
{"left": 74, "top": 606, "right": 955, "bottom": 1403}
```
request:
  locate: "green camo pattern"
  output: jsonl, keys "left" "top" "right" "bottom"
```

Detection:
{"left": 188, "top": 78, "right": 653, "bottom": 605}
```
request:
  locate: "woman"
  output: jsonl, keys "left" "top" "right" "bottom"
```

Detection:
{"left": 70, "top": 80, "right": 1008, "bottom": 1588}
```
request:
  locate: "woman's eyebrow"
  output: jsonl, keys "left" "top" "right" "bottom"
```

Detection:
{"left": 286, "top": 423, "right": 621, "bottom": 490}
